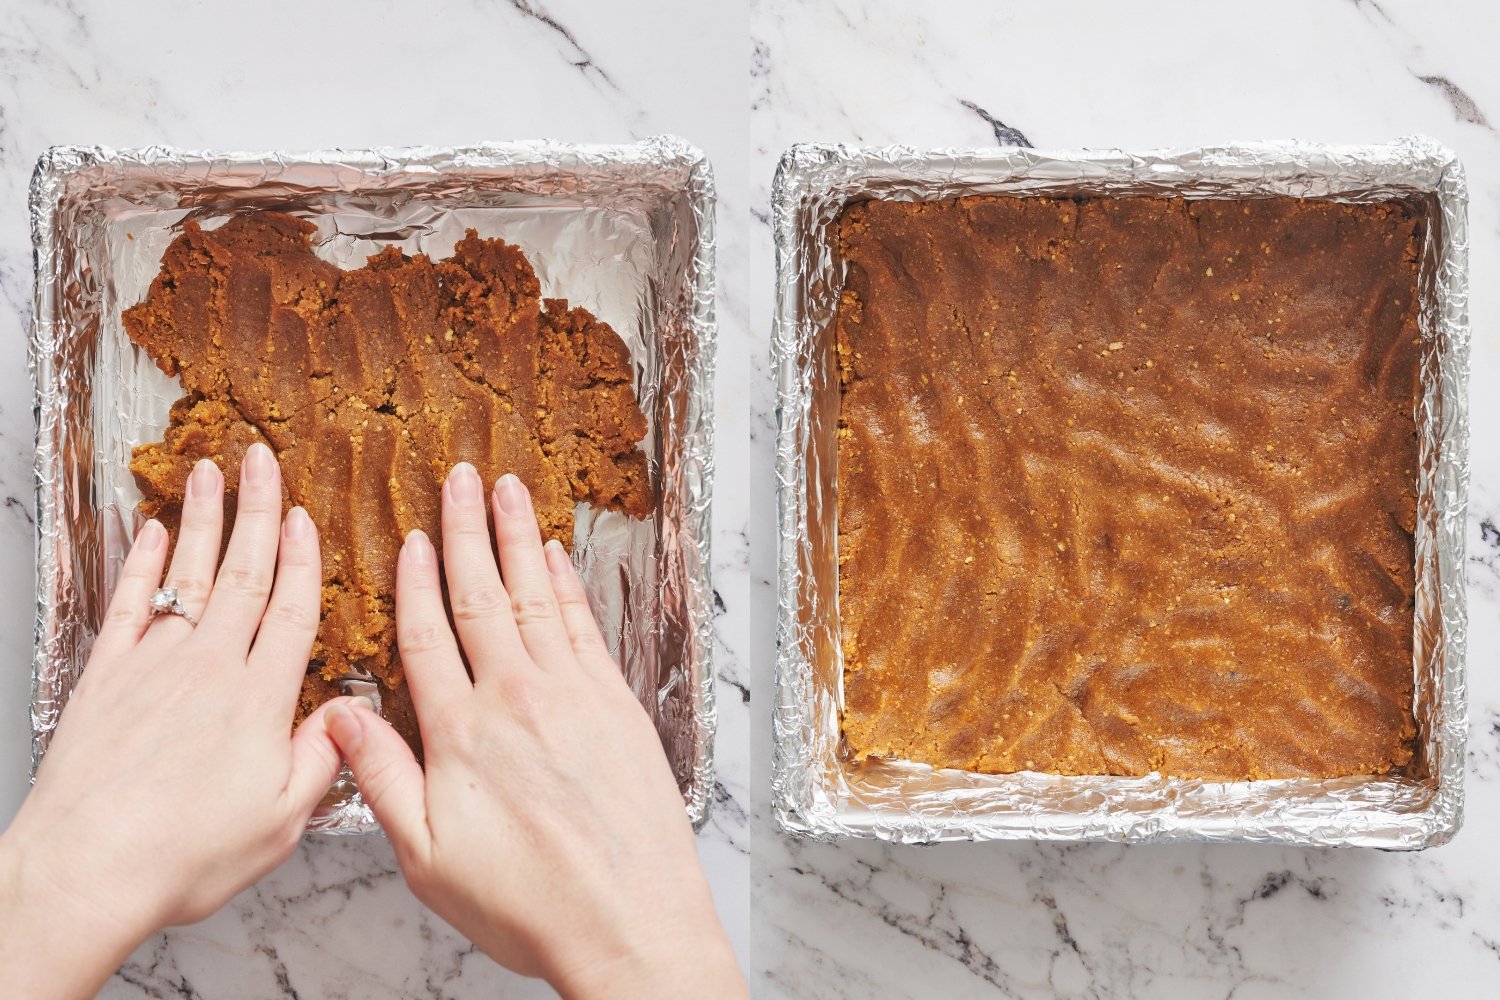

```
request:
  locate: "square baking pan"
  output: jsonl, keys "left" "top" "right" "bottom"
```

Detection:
{"left": 771, "top": 137, "right": 1468, "bottom": 848}
{"left": 30, "top": 137, "right": 718, "bottom": 832}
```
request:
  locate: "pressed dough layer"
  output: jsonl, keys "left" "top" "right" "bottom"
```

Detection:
{"left": 125, "top": 212, "right": 652, "bottom": 753}
{"left": 835, "top": 195, "right": 1421, "bottom": 780}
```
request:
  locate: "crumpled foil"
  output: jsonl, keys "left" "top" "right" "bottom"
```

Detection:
{"left": 30, "top": 136, "right": 718, "bottom": 833}
{"left": 772, "top": 136, "right": 1468, "bottom": 848}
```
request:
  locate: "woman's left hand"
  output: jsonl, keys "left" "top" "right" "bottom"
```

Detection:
{"left": 0, "top": 443, "right": 348, "bottom": 1000}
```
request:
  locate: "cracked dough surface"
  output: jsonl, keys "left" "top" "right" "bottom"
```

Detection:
{"left": 125, "top": 212, "right": 652, "bottom": 754}
{"left": 835, "top": 195, "right": 1420, "bottom": 780}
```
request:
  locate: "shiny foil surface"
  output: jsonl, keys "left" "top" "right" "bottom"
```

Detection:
{"left": 772, "top": 137, "right": 1468, "bottom": 848}
{"left": 30, "top": 136, "right": 718, "bottom": 833}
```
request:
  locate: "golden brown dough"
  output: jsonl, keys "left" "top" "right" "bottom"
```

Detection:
{"left": 836, "top": 195, "right": 1420, "bottom": 780}
{"left": 125, "top": 212, "right": 653, "bottom": 754}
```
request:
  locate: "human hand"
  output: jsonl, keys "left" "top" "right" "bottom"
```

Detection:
{"left": 0, "top": 444, "right": 348, "bottom": 1000}
{"left": 325, "top": 463, "right": 745, "bottom": 999}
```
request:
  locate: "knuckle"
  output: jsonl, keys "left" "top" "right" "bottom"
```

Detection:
{"left": 400, "top": 622, "right": 450, "bottom": 656}
{"left": 495, "top": 671, "right": 546, "bottom": 721}
{"left": 182, "top": 489, "right": 221, "bottom": 511}
{"left": 218, "top": 564, "right": 273, "bottom": 598}
{"left": 357, "top": 749, "right": 402, "bottom": 792}
{"left": 445, "top": 518, "right": 491, "bottom": 541}
{"left": 573, "top": 627, "right": 611, "bottom": 657}
{"left": 451, "top": 586, "right": 506, "bottom": 622}
{"left": 509, "top": 592, "right": 557, "bottom": 627}
{"left": 104, "top": 602, "right": 144, "bottom": 628}
{"left": 236, "top": 492, "right": 281, "bottom": 517}
{"left": 560, "top": 601, "right": 607, "bottom": 644}
{"left": 277, "top": 539, "right": 320, "bottom": 567}
{"left": 164, "top": 576, "right": 211, "bottom": 607}
{"left": 263, "top": 600, "right": 316, "bottom": 630}
{"left": 554, "top": 587, "right": 589, "bottom": 612}
{"left": 428, "top": 701, "right": 472, "bottom": 742}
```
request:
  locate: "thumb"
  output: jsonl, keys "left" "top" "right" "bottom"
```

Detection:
{"left": 285, "top": 698, "right": 348, "bottom": 817}
{"left": 323, "top": 698, "right": 430, "bottom": 852}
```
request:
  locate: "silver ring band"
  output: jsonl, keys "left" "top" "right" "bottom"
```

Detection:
{"left": 148, "top": 587, "right": 198, "bottom": 627}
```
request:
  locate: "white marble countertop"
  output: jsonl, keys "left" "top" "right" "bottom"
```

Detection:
{"left": 0, "top": 1, "right": 750, "bottom": 996}
{"left": 4, "top": 0, "right": 1499, "bottom": 996}
{"left": 748, "top": 1, "right": 1500, "bottom": 998}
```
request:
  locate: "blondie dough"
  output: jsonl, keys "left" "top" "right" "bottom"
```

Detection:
{"left": 835, "top": 195, "right": 1421, "bottom": 780}
{"left": 125, "top": 212, "right": 652, "bottom": 753}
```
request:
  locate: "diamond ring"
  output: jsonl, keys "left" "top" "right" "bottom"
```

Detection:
{"left": 148, "top": 587, "right": 198, "bottom": 627}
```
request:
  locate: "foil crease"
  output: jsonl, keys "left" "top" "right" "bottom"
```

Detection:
{"left": 772, "top": 137, "right": 1468, "bottom": 848}
{"left": 31, "top": 137, "right": 718, "bottom": 833}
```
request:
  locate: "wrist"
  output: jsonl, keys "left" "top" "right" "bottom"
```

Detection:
{"left": 548, "top": 912, "right": 744, "bottom": 1000}
{"left": 0, "top": 814, "right": 159, "bottom": 997}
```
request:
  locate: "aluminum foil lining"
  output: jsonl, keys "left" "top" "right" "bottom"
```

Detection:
{"left": 772, "top": 136, "right": 1469, "bottom": 849}
{"left": 30, "top": 136, "right": 718, "bottom": 833}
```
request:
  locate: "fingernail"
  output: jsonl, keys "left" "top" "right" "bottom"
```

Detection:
{"left": 283, "top": 506, "right": 312, "bottom": 539}
{"left": 544, "top": 538, "right": 570, "bottom": 575}
{"left": 448, "top": 462, "right": 481, "bottom": 503}
{"left": 350, "top": 695, "right": 376, "bottom": 714}
{"left": 136, "top": 518, "right": 166, "bottom": 551}
{"left": 244, "top": 442, "right": 276, "bottom": 485}
{"left": 405, "top": 528, "right": 435, "bottom": 565}
{"left": 496, "top": 473, "right": 529, "bottom": 516}
{"left": 186, "top": 458, "right": 220, "bottom": 499}
{"left": 325, "top": 700, "right": 364, "bottom": 753}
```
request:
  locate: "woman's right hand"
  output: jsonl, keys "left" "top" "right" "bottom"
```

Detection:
{"left": 323, "top": 463, "right": 744, "bottom": 999}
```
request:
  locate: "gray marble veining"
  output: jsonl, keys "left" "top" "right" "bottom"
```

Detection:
{"left": 5, "top": 0, "right": 1500, "bottom": 995}
{"left": 748, "top": 0, "right": 1500, "bottom": 997}
{"left": 0, "top": 0, "right": 749, "bottom": 996}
